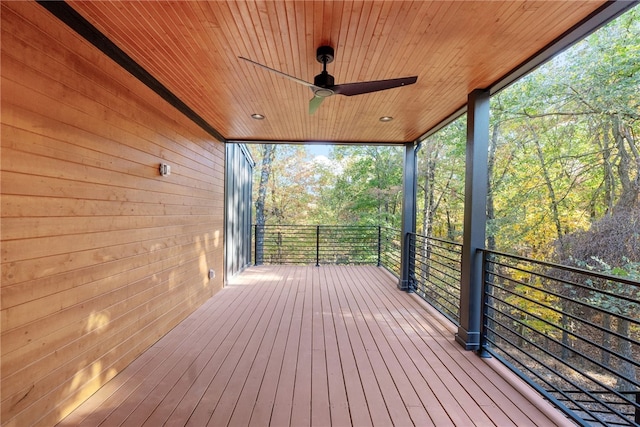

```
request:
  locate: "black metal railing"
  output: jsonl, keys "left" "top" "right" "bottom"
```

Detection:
{"left": 409, "top": 233, "right": 463, "bottom": 325}
{"left": 481, "top": 249, "right": 640, "bottom": 427}
{"left": 379, "top": 226, "right": 402, "bottom": 277}
{"left": 251, "top": 224, "right": 639, "bottom": 425}
{"left": 253, "top": 225, "right": 399, "bottom": 267}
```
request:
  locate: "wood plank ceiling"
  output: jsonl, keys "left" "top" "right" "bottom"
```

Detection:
{"left": 66, "top": 1, "right": 609, "bottom": 144}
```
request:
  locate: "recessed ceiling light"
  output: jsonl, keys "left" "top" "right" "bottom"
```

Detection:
{"left": 379, "top": 116, "right": 393, "bottom": 122}
{"left": 251, "top": 113, "right": 265, "bottom": 120}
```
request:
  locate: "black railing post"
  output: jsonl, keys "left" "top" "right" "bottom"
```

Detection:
{"left": 635, "top": 392, "right": 639, "bottom": 425}
{"left": 377, "top": 226, "right": 382, "bottom": 267}
{"left": 407, "top": 233, "right": 416, "bottom": 293}
{"left": 478, "top": 249, "right": 491, "bottom": 358}
{"left": 254, "top": 224, "right": 262, "bottom": 265}
{"left": 316, "top": 225, "right": 320, "bottom": 267}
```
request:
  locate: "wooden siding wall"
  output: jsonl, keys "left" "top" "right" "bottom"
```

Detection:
{"left": 0, "top": 2, "right": 225, "bottom": 426}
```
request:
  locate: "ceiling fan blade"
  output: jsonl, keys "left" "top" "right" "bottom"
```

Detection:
{"left": 333, "top": 76, "right": 418, "bottom": 96}
{"left": 309, "top": 95, "right": 324, "bottom": 115}
{"left": 239, "top": 56, "right": 315, "bottom": 88}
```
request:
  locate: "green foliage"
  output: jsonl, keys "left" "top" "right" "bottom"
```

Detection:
{"left": 504, "top": 268, "right": 563, "bottom": 339}
{"left": 252, "top": 144, "right": 404, "bottom": 228}
{"left": 571, "top": 256, "right": 640, "bottom": 314}
{"left": 485, "top": 6, "right": 640, "bottom": 260}
{"left": 417, "top": 117, "right": 466, "bottom": 241}
{"left": 252, "top": 145, "right": 321, "bottom": 225}
{"left": 317, "top": 145, "right": 404, "bottom": 228}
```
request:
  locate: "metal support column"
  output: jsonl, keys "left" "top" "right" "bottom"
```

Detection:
{"left": 399, "top": 142, "right": 418, "bottom": 291}
{"left": 456, "top": 89, "right": 490, "bottom": 351}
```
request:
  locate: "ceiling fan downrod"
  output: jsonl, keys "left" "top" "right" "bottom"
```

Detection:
{"left": 313, "top": 46, "right": 335, "bottom": 93}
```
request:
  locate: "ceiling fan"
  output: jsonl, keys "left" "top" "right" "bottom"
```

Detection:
{"left": 240, "top": 46, "right": 418, "bottom": 114}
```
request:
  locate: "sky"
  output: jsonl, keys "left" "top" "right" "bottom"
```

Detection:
{"left": 307, "top": 144, "right": 332, "bottom": 158}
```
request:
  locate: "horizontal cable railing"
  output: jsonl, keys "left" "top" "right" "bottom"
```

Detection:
{"left": 253, "top": 225, "right": 394, "bottom": 267}
{"left": 318, "top": 225, "right": 380, "bottom": 265}
{"left": 481, "top": 249, "right": 640, "bottom": 427}
{"left": 409, "top": 233, "right": 463, "bottom": 325}
{"left": 379, "top": 226, "right": 402, "bottom": 277}
{"left": 254, "top": 225, "right": 317, "bottom": 265}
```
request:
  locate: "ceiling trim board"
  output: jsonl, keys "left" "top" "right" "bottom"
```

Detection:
{"left": 36, "top": 0, "right": 228, "bottom": 143}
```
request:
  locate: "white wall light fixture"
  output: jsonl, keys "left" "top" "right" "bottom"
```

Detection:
{"left": 159, "top": 163, "right": 171, "bottom": 176}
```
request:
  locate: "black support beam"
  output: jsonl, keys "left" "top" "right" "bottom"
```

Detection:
{"left": 399, "top": 142, "right": 418, "bottom": 291}
{"left": 36, "top": 0, "right": 226, "bottom": 143}
{"left": 456, "top": 89, "right": 490, "bottom": 351}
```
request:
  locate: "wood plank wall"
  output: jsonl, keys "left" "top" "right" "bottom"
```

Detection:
{"left": 1, "top": 2, "right": 225, "bottom": 425}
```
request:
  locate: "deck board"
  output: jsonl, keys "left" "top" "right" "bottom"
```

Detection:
{"left": 323, "top": 266, "right": 373, "bottom": 427}
{"left": 59, "top": 265, "right": 573, "bottom": 427}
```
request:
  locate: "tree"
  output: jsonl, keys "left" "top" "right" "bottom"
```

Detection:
{"left": 254, "top": 144, "right": 277, "bottom": 264}
{"left": 266, "top": 145, "right": 319, "bottom": 224}
{"left": 487, "top": 8, "right": 640, "bottom": 393}
{"left": 487, "top": 7, "right": 639, "bottom": 260}
{"left": 417, "top": 118, "right": 466, "bottom": 241}
{"left": 321, "top": 145, "right": 403, "bottom": 227}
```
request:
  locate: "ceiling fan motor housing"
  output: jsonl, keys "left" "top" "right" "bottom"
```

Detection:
{"left": 316, "top": 45, "right": 335, "bottom": 64}
{"left": 314, "top": 71, "right": 334, "bottom": 89}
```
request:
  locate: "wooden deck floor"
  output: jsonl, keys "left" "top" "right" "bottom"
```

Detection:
{"left": 59, "top": 265, "right": 572, "bottom": 427}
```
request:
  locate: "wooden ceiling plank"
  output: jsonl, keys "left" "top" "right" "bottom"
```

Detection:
{"left": 148, "top": 3, "right": 219, "bottom": 119}
{"left": 333, "top": 1, "right": 368, "bottom": 141}
{"left": 190, "top": 2, "right": 239, "bottom": 135}
{"left": 283, "top": 2, "right": 309, "bottom": 139}
{"left": 241, "top": 0, "right": 303, "bottom": 137}
{"left": 255, "top": 1, "right": 298, "bottom": 139}
{"left": 63, "top": 0, "right": 614, "bottom": 143}
{"left": 320, "top": 0, "right": 343, "bottom": 141}
{"left": 109, "top": 2, "right": 227, "bottom": 134}
{"left": 340, "top": 1, "right": 408, "bottom": 142}
{"left": 361, "top": 1, "right": 404, "bottom": 81}
{"left": 72, "top": 1, "right": 225, "bottom": 137}
{"left": 203, "top": 1, "right": 267, "bottom": 136}
{"left": 353, "top": 1, "right": 378, "bottom": 81}
{"left": 240, "top": 0, "right": 288, "bottom": 136}
{"left": 357, "top": 1, "right": 423, "bottom": 137}
{"left": 385, "top": 3, "right": 445, "bottom": 135}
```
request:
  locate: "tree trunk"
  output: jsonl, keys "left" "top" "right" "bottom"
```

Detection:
{"left": 612, "top": 116, "right": 640, "bottom": 211}
{"left": 255, "top": 144, "right": 276, "bottom": 264}
{"left": 446, "top": 208, "right": 455, "bottom": 241}
{"left": 487, "top": 122, "right": 499, "bottom": 251}
{"left": 598, "top": 121, "right": 616, "bottom": 214}
{"left": 421, "top": 148, "right": 437, "bottom": 282}
{"left": 531, "top": 130, "right": 563, "bottom": 243}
